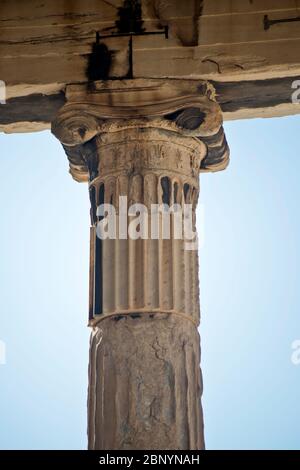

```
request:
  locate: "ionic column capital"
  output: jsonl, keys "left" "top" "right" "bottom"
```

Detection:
{"left": 51, "top": 79, "right": 229, "bottom": 182}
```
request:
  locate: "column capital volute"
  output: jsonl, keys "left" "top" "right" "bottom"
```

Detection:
{"left": 51, "top": 79, "right": 229, "bottom": 182}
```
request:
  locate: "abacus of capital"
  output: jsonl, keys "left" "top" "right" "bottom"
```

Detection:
{"left": 52, "top": 79, "right": 229, "bottom": 450}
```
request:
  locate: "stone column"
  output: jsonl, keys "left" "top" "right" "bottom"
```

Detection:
{"left": 52, "top": 79, "right": 229, "bottom": 450}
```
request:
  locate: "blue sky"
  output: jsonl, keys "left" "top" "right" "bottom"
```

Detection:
{"left": 0, "top": 115, "right": 299, "bottom": 449}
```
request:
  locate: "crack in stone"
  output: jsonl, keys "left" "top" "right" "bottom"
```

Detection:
{"left": 202, "top": 57, "right": 221, "bottom": 74}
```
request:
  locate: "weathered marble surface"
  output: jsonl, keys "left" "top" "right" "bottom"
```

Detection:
{"left": 2, "top": 0, "right": 300, "bottom": 131}
{"left": 88, "top": 313, "right": 204, "bottom": 450}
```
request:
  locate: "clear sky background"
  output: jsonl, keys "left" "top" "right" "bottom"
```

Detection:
{"left": 0, "top": 115, "right": 299, "bottom": 450}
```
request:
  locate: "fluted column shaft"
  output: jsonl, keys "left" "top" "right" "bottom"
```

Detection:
{"left": 89, "top": 128, "right": 201, "bottom": 323}
{"left": 88, "top": 127, "right": 203, "bottom": 449}
{"left": 88, "top": 313, "right": 203, "bottom": 450}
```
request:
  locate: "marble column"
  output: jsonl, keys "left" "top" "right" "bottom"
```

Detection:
{"left": 52, "top": 79, "right": 229, "bottom": 450}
